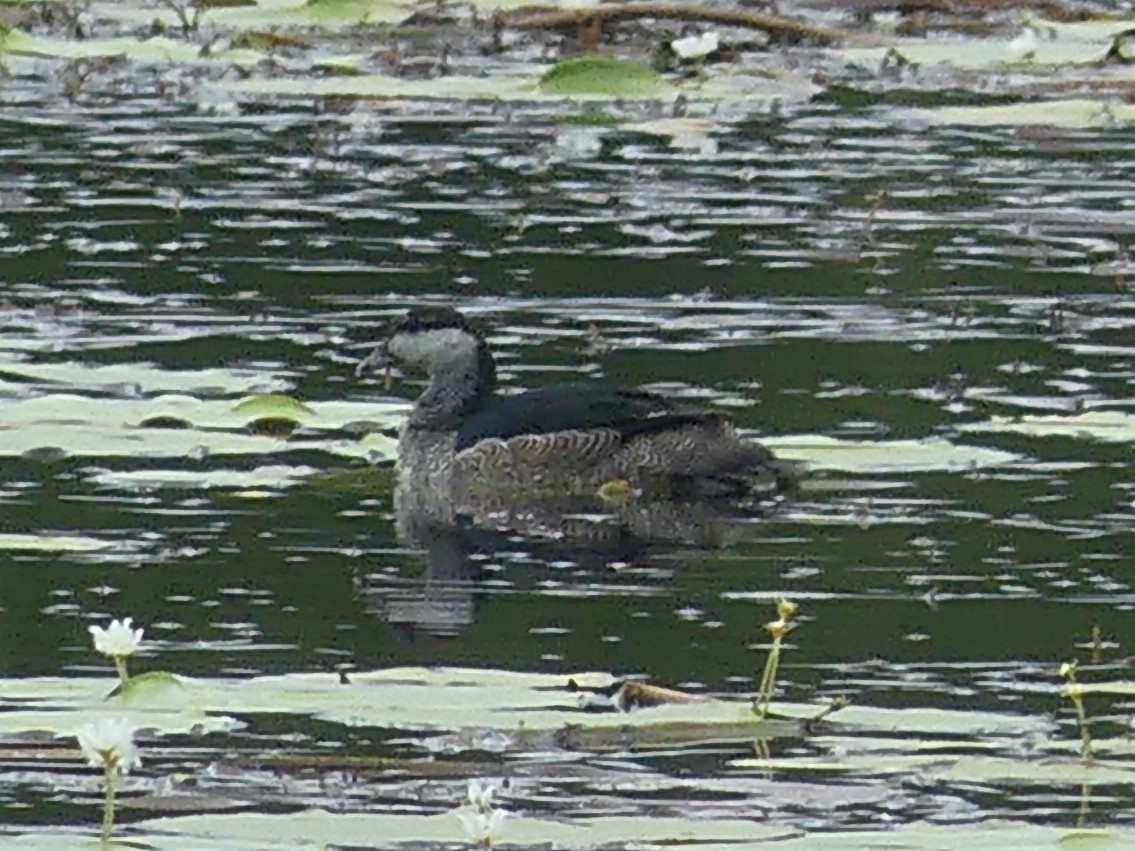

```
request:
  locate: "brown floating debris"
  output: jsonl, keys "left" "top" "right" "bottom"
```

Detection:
{"left": 616, "top": 680, "right": 708, "bottom": 708}
{"left": 803, "top": 0, "right": 1117, "bottom": 18}
{"left": 503, "top": 4, "right": 848, "bottom": 47}
{"left": 567, "top": 676, "right": 707, "bottom": 711}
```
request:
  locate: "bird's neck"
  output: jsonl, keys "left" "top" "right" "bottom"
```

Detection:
{"left": 409, "top": 343, "right": 496, "bottom": 430}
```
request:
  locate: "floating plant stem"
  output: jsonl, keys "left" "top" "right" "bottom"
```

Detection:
{"left": 1061, "top": 661, "right": 1094, "bottom": 761}
{"left": 101, "top": 761, "right": 116, "bottom": 844}
{"left": 808, "top": 696, "right": 851, "bottom": 726}
{"left": 752, "top": 598, "right": 798, "bottom": 720}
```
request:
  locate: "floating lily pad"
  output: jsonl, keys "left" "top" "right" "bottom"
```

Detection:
{"left": 537, "top": 55, "right": 674, "bottom": 98}
{"left": 0, "top": 27, "right": 262, "bottom": 65}
{"left": 904, "top": 99, "right": 1135, "bottom": 129}
{"left": 88, "top": 465, "right": 321, "bottom": 491}
{"left": 227, "top": 72, "right": 536, "bottom": 100}
{"left": 1072, "top": 681, "right": 1135, "bottom": 697}
{"left": 88, "top": 0, "right": 413, "bottom": 31}
{"left": 770, "top": 823, "right": 1135, "bottom": 851}
{"left": 113, "top": 671, "right": 192, "bottom": 704}
{"left": 0, "top": 361, "right": 292, "bottom": 396}
{"left": 142, "top": 808, "right": 797, "bottom": 848}
{"left": 958, "top": 410, "right": 1135, "bottom": 443}
{"left": 839, "top": 38, "right": 1106, "bottom": 72}
{"left": 0, "top": 394, "right": 404, "bottom": 460}
{"left": 0, "top": 706, "right": 237, "bottom": 738}
{"left": 3, "top": 809, "right": 796, "bottom": 851}
{"left": 229, "top": 52, "right": 681, "bottom": 103}
{"left": 0, "top": 667, "right": 1052, "bottom": 739}
{"left": 0, "top": 533, "right": 114, "bottom": 552}
{"left": 10, "top": 808, "right": 1133, "bottom": 851}
{"left": 232, "top": 394, "right": 315, "bottom": 420}
{"left": 619, "top": 116, "right": 714, "bottom": 141}
{"left": 764, "top": 435, "right": 1020, "bottom": 472}
{"left": 733, "top": 752, "right": 1135, "bottom": 786}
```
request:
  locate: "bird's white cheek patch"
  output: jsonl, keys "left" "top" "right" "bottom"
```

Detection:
{"left": 388, "top": 328, "right": 479, "bottom": 367}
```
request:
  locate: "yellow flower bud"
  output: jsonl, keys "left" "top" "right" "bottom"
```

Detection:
{"left": 775, "top": 598, "right": 798, "bottom": 621}
{"left": 764, "top": 619, "right": 790, "bottom": 639}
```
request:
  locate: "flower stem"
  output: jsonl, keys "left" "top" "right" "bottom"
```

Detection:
{"left": 113, "top": 656, "right": 130, "bottom": 684}
{"left": 752, "top": 633, "right": 782, "bottom": 720}
{"left": 101, "top": 763, "right": 116, "bottom": 845}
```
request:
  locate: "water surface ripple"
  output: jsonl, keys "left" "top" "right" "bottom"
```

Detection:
{"left": 2, "top": 90, "right": 1134, "bottom": 835}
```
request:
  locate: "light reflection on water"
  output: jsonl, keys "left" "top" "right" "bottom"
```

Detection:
{"left": 1, "top": 94, "right": 1134, "bottom": 831}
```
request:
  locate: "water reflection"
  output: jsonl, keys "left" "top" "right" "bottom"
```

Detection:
{"left": 362, "top": 479, "right": 779, "bottom": 638}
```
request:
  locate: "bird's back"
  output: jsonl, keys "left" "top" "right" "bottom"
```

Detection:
{"left": 399, "top": 383, "right": 785, "bottom": 498}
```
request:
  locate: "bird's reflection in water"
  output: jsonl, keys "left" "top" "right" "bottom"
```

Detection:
{"left": 360, "top": 480, "right": 782, "bottom": 639}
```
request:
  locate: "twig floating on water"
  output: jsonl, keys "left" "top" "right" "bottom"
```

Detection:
{"left": 503, "top": 3, "right": 848, "bottom": 47}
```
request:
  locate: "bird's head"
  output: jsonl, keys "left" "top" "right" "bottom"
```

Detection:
{"left": 356, "top": 306, "right": 485, "bottom": 381}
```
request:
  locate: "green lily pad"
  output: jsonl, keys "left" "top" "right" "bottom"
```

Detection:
{"left": 772, "top": 823, "right": 1135, "bottom": 851}
{"left": 0, "top": 706, "right": 237, "bottom": 738}
{"left": 538, "top": 55, "right": 674, "bottom": 98}
{"left": 10, "top": 809, "right": 1133, "bottom": 851}
{"left": 619, "top": 116, "right": 714, "bottom": 140}
{"left": 905, "top": 99, "right": 1135, "bottom": 129}
{"left": 764, "top": 435, "right": 1020, "bottom": 472}
{"left": 958, "top": 410, "right": 1135, "bottom": 442}
{"left": 87, "top": 0, "right": 412, "bottom": 31}
{"left": 0, "top": 394, "right": 403, "bottom": 461}
{"left": 0, "top": 361, "right": 291, "bottom": 395}
{"left": 232, "top": 394, "right": 316, "bottom": 421}
{"left": 1071, "top": 680, "right": 1135, "bottom": 697}
{"left": 0, "top": 667, "right": 1052, "bottom": 739}
{"left": 840, "top": 38, "right": 1106, "bottom": 72}
{"left": 112, "top": 671, "right": 191, "bottom": 704}
{"left": 226, "top": 71, "right": 535, "bottom": 99}
{"left": 142, "top": 808, "right": 796, "bottom": 848}
{"left": 733, "top": 752, "right": 1135, "bottom": 786}
{"left": 0, "top": 533, "right": 113, "bottom": 552}
{"left": 301, "top": 0, "right": 413, "bottom": 25}
{"left": 0, "top": 26, "right": 261, "bottom": 64}
{"left": 88, "top": 465, "right": 320, "bottom": 491}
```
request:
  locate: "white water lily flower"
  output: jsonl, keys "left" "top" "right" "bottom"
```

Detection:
{"left": 671, "top": 31, "right": 719, "bottom": 61}
{"left": 457, "top": 806, "right": 508, "bottom": 848}
{"left": 89, "top": 618, "right": 143, "bottom": 658}
{"left": 466, "top": 779, "right": 496, "bottom": 812}
{"left": 74, "top": 718, "right": 140, "bottom": 774}
{"left": 1006, "top": 26, "right": 1039, "bottom": 62}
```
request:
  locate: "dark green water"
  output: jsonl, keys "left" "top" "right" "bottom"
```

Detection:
{"left": 2, "top": 95, "right": 1135, "bottom": 831}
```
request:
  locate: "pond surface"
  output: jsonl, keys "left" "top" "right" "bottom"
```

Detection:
{"left": 3, "top": 14, "right": 1135, "bottom": 846}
